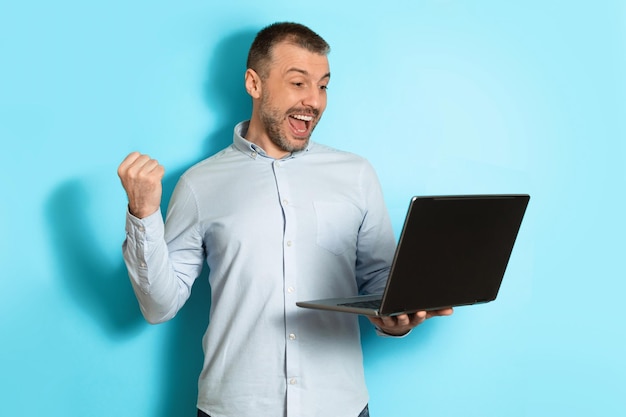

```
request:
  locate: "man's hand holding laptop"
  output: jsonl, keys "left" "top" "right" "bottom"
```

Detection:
{"left": 369, "top": 308, "right": 454, "bottom": 336}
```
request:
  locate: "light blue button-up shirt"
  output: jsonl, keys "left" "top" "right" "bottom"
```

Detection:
{"left": 123, "top": 121, "right": 396, "bottom": 417}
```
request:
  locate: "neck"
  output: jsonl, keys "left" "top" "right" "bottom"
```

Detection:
{"left": 245, "top": 115, "right": 291, "bottom": 159}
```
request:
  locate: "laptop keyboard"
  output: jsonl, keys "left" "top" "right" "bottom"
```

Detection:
{"left": 339, "top": 299, "right": 382, "bottom": 309}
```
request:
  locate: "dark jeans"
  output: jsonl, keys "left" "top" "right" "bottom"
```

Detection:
{"left": 198, "top": 404, "right": 370, "bottom": 417}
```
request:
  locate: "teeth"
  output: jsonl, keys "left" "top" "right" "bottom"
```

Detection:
{"left": 291, "top": 114, "right": 314, "bottom": 121}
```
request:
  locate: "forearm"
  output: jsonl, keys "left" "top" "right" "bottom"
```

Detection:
{"left": 122, "top": 209, "right": 193, "bottom": 324}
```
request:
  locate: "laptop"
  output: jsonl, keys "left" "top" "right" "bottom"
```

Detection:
{"left": 296, "top": 194, "right": 530, "bottom": 317}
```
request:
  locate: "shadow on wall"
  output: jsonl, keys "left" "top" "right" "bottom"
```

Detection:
{"left": 46, "top": 179, "right": 145, "bottom": 338}
{"left": 45, "top": 28, "right": 257, "bottom": 417}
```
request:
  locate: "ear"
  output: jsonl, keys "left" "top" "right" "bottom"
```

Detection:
{"left": 245, "top": 68, "right": 262, "bottom": 99}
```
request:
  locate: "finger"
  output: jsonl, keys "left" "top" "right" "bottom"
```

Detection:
{"left": 126, "top": 155, "right": 164, "bottom": 182}
{"left": 380, "top": 315, "right": 397, "bottom": 328}
{"left": 120, "top": 153, "right": 152, "bottom": 179}
{"left": 139, "top": 158, "right": 163, "bottom": 176}
{"left": 128, "top": 154, "right": 154, "bottom": 174}
{"left": 118, "top": 151, "right": 142, "bottom": 177}
{"left": 426, "top": 307, "right": 454, "bottom": 319}
{"left": 122, "top": 151, "right": 141, "bottom": 165}
{"left": 395, "top": 314, "right": 410, "bottom": 326}
{"left": 410, "top": 311, "right": 427, "bottom": 326}
{"left": 151, "top": 162, "right": 165, "bottom": 180}
{"left": 441, "top": 307, "right": 454, "bottom": 316}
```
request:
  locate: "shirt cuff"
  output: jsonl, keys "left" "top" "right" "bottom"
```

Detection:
{"left": 125, "top": 207, "right": 165, "bottom": 240}
{"left": 374, "top": 326, "right": 412, "bottom": 338}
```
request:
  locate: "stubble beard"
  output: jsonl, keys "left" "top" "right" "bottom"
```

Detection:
{"left": 259, "top": 92, "right": 320, "bottom": 154}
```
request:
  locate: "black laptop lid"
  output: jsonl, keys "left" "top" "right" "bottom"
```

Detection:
{"left": 379, "top": 194, "right": 529, "bottom": 315}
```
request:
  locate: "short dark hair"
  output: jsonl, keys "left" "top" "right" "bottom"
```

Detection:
{"left": 247, "top": 22, "right": 330, "bottom": 79}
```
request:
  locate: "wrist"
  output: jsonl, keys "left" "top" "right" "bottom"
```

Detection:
{"left": 128, "top": 204, "right": 159, "bottom": 219}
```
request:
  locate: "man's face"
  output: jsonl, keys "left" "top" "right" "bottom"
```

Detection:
{"left": 257, "top": 42, "right": 330, "bottom": 154}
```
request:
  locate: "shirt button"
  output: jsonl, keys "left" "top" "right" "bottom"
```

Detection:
{"left": 287, "top": 287, "right": 295, "bottom": 294}
{"left": 282, "top": 199, "right": 288, "bottom": 205}
{"left": 289, "top": 378, "right": 297, "bottom": 385}
{"left": 275, "top": 161, "right": 281, "bottom": 168}
{"left": 138, "top": 226, "right": 145, "bottom": 232}
{"left": 286, "top": 241, "right": 292, "bottom": 247}
{"left": 251, "top": 151, "right": 257, "bottom": 158}
{"left": 289, "top": 333, "right": 296, "bottom": 340}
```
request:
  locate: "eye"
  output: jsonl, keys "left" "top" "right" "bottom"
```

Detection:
{"left": 292, "top": 82, "right": 304, "bottom": 87}
{"left": 319, "top": 85, "right": 328, "bottom": 91}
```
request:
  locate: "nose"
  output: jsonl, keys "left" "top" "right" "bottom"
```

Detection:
{"left": 301, "top": 85, "right": 325, "bottom": 110}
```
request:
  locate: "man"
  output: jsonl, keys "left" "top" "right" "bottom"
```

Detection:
{"left": 118, "top": 22, "right": 452, "bottom": 417}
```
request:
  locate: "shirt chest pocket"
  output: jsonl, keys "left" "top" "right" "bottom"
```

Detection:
{"left": 313, "top": 201, "right": 362, "bottom": 256}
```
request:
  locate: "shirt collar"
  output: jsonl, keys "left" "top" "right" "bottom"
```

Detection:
{"left": 233, "top": 120, "right": 311, "bottom": 160}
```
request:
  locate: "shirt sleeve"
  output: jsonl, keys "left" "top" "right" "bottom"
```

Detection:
{"left": 353, "top": 162, "right": 414, "bottom": 338}
{"left": 121, "top": 176, "right": 204, "bottom": 324}
{"left": 354, "top": 160, "right": 396, "bottom": 296}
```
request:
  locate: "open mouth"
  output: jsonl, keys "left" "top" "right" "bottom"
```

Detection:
{"left": 288, "top": 114, "right": 314, "bottom": 137}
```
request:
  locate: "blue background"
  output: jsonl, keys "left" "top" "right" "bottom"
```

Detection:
{"left": 1, "top": 1, "right": 625, "bottom": 416}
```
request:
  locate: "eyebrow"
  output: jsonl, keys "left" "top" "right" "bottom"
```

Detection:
{"left": 286, "top": 67, "right": 331, "bottom": 82}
